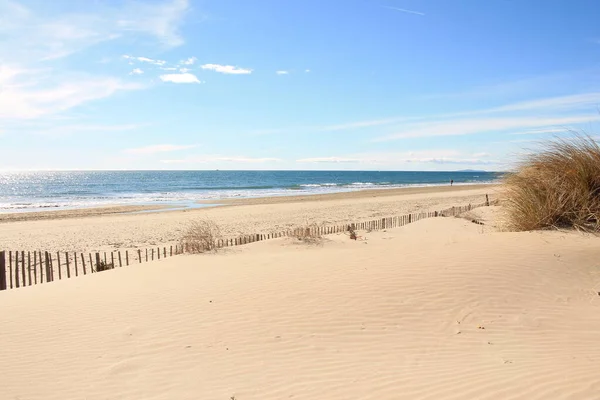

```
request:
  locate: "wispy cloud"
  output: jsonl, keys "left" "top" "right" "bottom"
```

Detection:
{"left": 511, "top": 128, "right": 568, "bottom": 135}
{"left": 0, "top": 0, "right": 189, "bottom": 124}
{"left": 116, "top": 0, "right": 190, "bottom": 47}
{"left": 0, "top": 0, "right": 190, "bottom": 63}
{"left": 0, "top": 70, "right": 143, "bottom": 119}
{"left": 159, "top": 73, "right": 203, "bottom": 84}
{"left": 305, "top": 69, "right": 311, "bottom": 73}
{"left": 382, "top": 6, "right": 425, "bottom": 16}
{"left": 296, "top": 150, "right": 501, "bottom": 167}
{"left": 296, "top": 157, "right": 364, "bottom": 163}
{"left": 124, "top": 144, "right": 197, "bottom": 155}
{"left": 201, "top": 64, "right": 253, "bottom": 75}
{"left": 276, "top": 70, "right": 289, "bottom": 75}
{"left": 375, "top": 115, "right": 600, "bottom": 141}
{"left": 130, "top": 68, "right": 144, "bottom": 75}
{"left": 124, "top": 55, "right": 167, "bottom": 66}
{"left": 180, "top": 57, "right": 197, "bottom": 65}
{"left": 27, "top": 123, "right": 147, "bottom": 137}
{"left": 161, "top": 156, "right": 281, "bottom": 163}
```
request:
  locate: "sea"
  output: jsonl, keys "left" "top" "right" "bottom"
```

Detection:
{"left": 0, "top": 170, "right": 502, "bottom": 213}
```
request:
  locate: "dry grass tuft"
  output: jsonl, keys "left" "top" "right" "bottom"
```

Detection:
{"left": 179, "top": 220, "right": 222, "bottom": 253}
{"left": 95, "top": 260, "right": 114, "bottom": 272}
{"left": 504, "top": 135, "right": 600, "bottom": 231}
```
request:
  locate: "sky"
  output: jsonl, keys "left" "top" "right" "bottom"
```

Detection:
{"left": 1, "top": 0, "right": 600, "bottom": 171}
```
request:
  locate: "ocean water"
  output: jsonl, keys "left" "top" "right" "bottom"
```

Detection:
{"left": 0, "top": 170, "right": 502, "bottom": 213}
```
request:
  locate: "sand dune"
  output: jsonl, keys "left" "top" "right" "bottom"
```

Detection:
{"left": 1, "top": 214, "right": 599, "bottom": 399}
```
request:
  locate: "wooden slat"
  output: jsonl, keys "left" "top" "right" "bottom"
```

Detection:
{"left": 81, "top": 253, "right": 87, "bottom": 275}
{"left": 27, "top": 252, "right": 32, "bottom": 285}
{"left": 33, "top": 251, "right": 38, "bottom": 283}
{"left": 44, "top": 252, "right": 50, "bottom": 282}
{"left": 118, "top": 251, "right": 122, "bottom": 268}
{"left": 0, "top": 251, "right": 6, "bottom": 291}
{"left": 126, "top": 250, "right": 129, "bottom": 266}
{"left": 65, "top": 252, "right": 70, "bottom": 279}
{"left": 138, "top": 249, "right": 142, "bottom": 263}
{"left": 15, "top": 251, "right": 19, "bottom": 288}
{"left": 89, "top": 253, "right": 93, "bottom": 273}
{"left": 111, "top": 252, "right": 115, "bottom": 268}
{"left": 74, "top": 252, "right": 78, "bottom": 277}
{"left": 56, "top": 252, "right": 62, "bottom": 280}
{"left": 39, "top": 251, "right": 44, "bottom": 283}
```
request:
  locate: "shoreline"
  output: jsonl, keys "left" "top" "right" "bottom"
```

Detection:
{"left": 0, "top": 204, "right": 176, "bottom": 223}
{"left": 203, "top": 183, "right": 499, "bottom": 206}
{"left": 0, "top": 185, "right": 499, "bottom": 253}
{"left": 0, "top": 183, "right": 500, "bottom": 223}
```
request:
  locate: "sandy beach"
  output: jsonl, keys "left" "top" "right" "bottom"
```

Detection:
{"left": 0, "top": 184, "right": 499, "bottom": 252}
{"left": 1, "top": 204, "right": 599, "bottom": 399}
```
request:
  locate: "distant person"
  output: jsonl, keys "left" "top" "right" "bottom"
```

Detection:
{"left": 450, "top": 179, "right": 454, "bottom": 186}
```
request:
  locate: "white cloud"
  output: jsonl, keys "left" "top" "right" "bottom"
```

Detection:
{"left": 511, "top": 128, "right": 570, "bottom": 135}
{"left": 130, "top": 68, "right": 144, "bottom": 75}
{"left": 179, "top": 68, "right": 190, "bottom": 73}
{"left": 296, "top": 150, "right": 501, "bottom": 168}
{"left": 124, "top": 144, "right": 197, "bottom": 155}
{"left": 0, "top": 70, "right": 143, "bottom": 119}
{"left": 305, "top": 69, "right": 311, "bottom": 73}
{"left": 0, "top": 0, "right": 189, "bottom": 123}
{"left": 116, "top": 0, "right": 190, "bottom": 47}
{"left": 296, "top": 157, "right": 364, "bottom": 163}
{"left": 160, "top": 67, "right": 178, "bottom": 71}
{"left": 23, "top": 123, "right": 146, "bottom": 137}
{"left": 375, "top": 115, "right": 600, "bottom": 141}
{"left": 276, "top": 70, "right": 289, "bottom": 75}
{"left": 161, "top": 156, "right": 282, "bottom": 163}
{"left": 0, "top": 0, "right": 190, "bottom": 63}
{"left": 201, "top": 64, "right": 253, "bottom": 75}
{"left": 382, "top": 6, "right": 425, "bottom": 16}
{"left": 124, "top": 55, "right": 166, "bottom": 66}
{"left": 159, "top": 73, "right": 202, "bottom": 84}
{"left": 180, "top": 57, "right": 197, "bottom": 65}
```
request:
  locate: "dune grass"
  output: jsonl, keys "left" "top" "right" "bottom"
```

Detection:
{"left": 179, "top": 220, "right": 221, "bottom": 253}
{"left": 504, "top": 135, "right": 600, "bottom": 231}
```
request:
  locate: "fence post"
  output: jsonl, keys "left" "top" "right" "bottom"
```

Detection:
{"left": 15, "top": 251, "right": 19, "bottom": 288}
{"left": 33, "top": 251, "right": 38, "bottom": 283}
{"left": 21, "top": 251, "right": 26, "bottom": 286}
{"left": 0, "top": 251, "right": 6, "bottom": 290}
{"left": 486, "top": 194, "right": 490, "bottom": 206}
{"left": 138, "top": 249, "right": 142, "bottom": 263}
{"left": 65, "top": 252, "right": 70, "bottom": 279}
{"left": 45, "top": 252, "right": 52, "bottom": 282}
{"left": 95, "top": 253, "right": 101, "bottom": 272}
{"left": 81, "top": 253, "right": 87, "bottom": 275}
{"left": 56, "top": 252, "right": 62, "bottom": 280}
{"left": 126, "top": 250, "right": 129, "bottom": 266}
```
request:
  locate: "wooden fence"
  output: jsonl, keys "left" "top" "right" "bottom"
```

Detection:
{"left": 0, "top": 195, "right": 495, "bottom": 291}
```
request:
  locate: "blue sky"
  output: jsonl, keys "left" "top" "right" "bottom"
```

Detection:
{"left": 1, "top": 0, "right": 600, "bottom": 171}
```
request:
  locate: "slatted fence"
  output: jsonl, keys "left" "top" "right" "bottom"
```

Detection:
{"left": 0, "top": 195, "right": 495, "bottom": 291}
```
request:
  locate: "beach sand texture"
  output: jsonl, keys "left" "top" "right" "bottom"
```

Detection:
{"left": 1, "top": 211, "right": 600, "bottom": 399}
{"left": 0, "top": 185, "right": 497, "bottom": 252}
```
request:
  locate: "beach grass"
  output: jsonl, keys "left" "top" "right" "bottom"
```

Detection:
{"left": 504, "top": 135, "right": 600, "bottom": 231}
